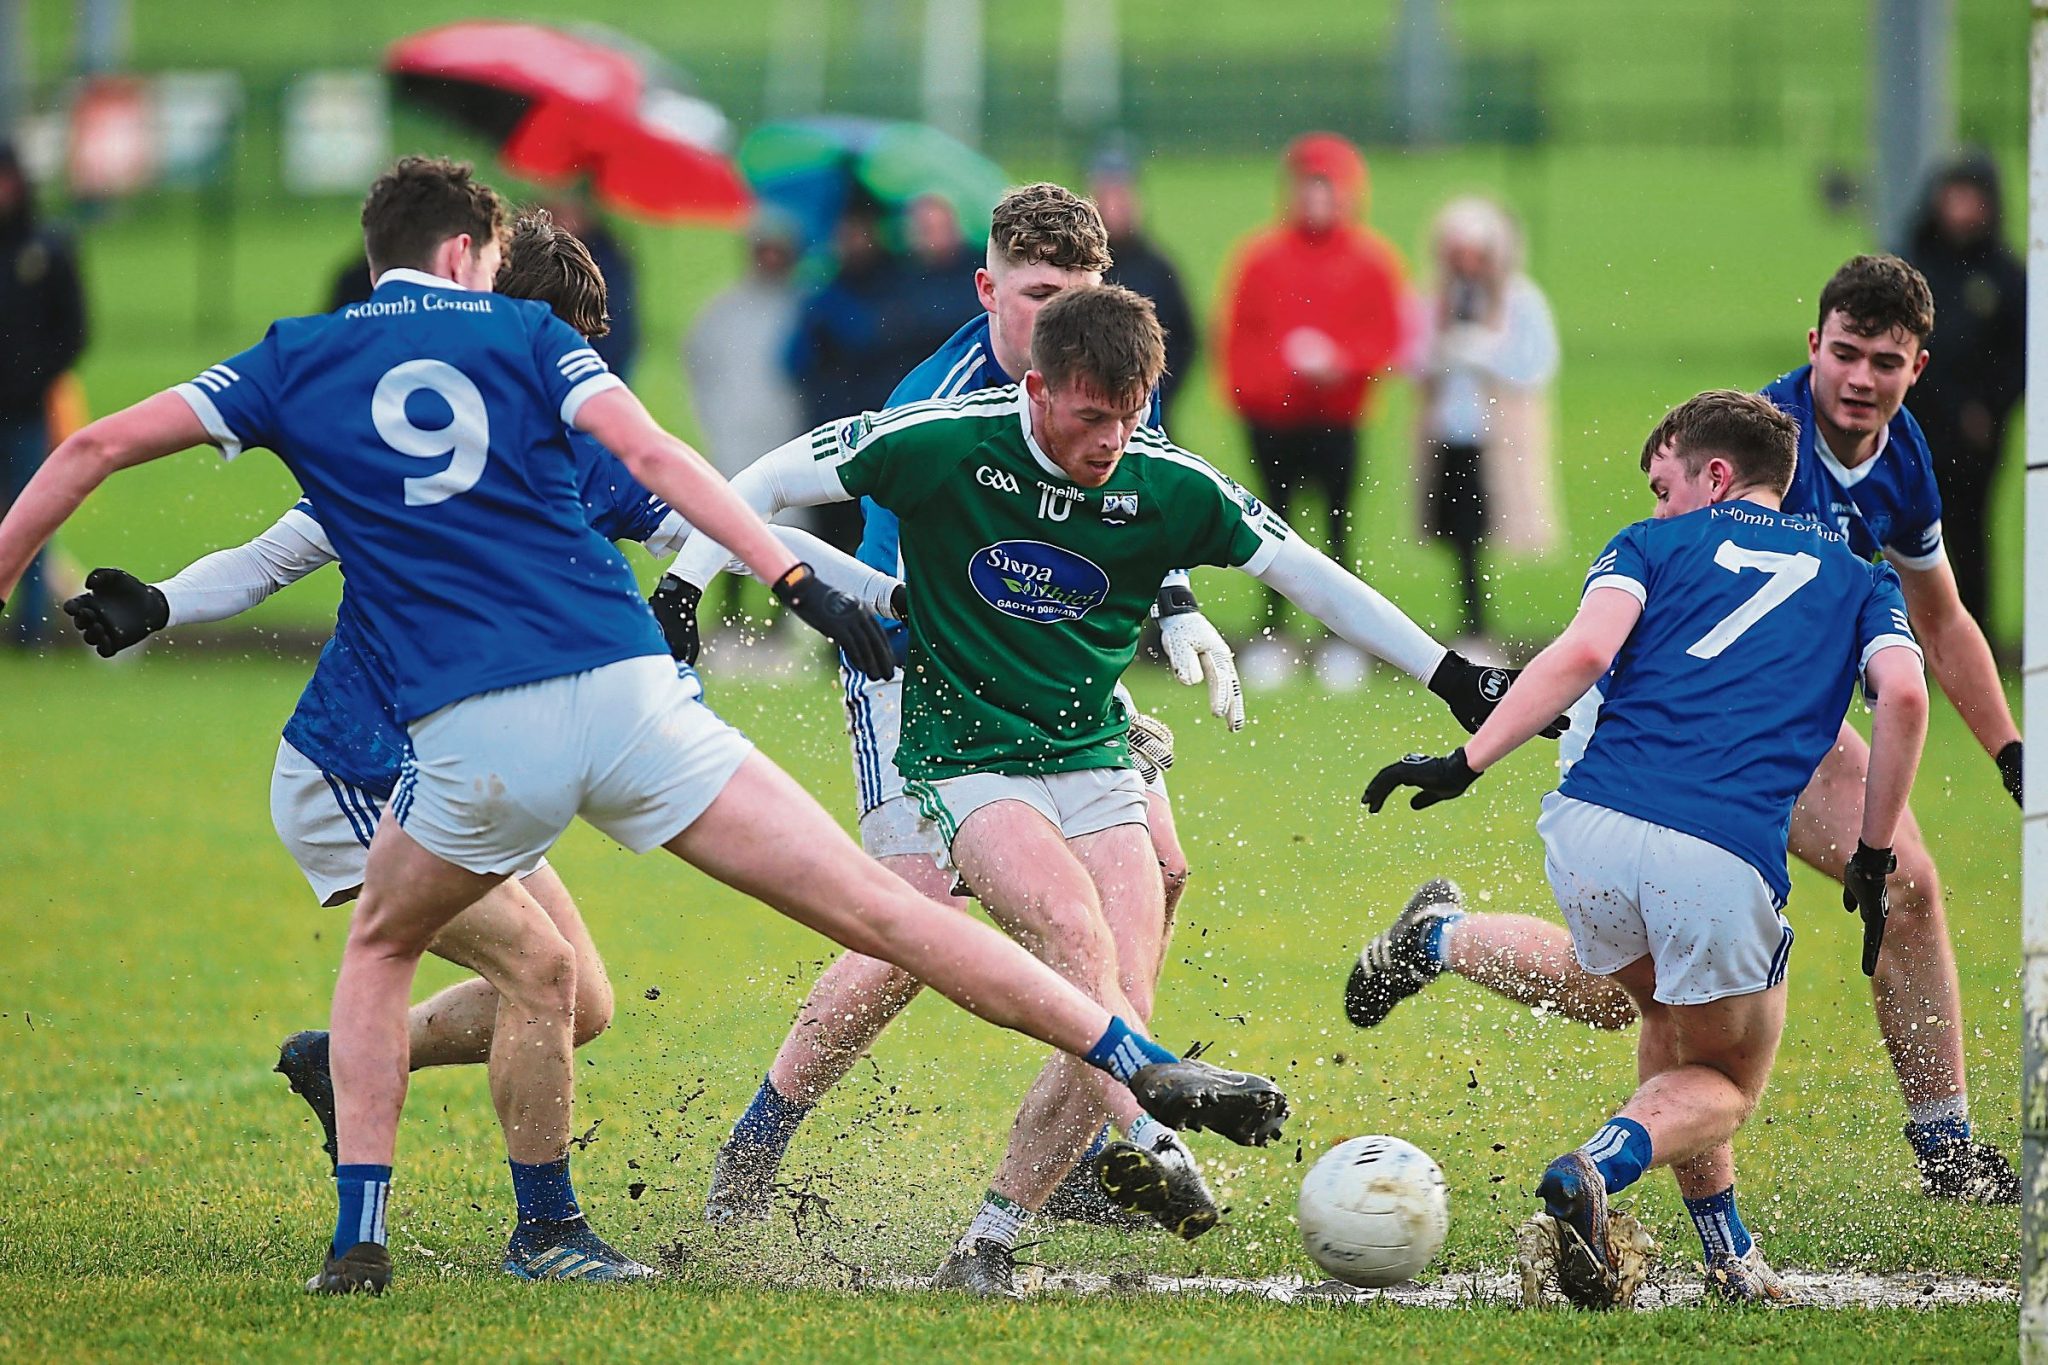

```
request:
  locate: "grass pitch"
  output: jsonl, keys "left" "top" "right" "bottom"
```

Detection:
{"left": 0, "top": 653, "right": 2020, "bottom": 1360}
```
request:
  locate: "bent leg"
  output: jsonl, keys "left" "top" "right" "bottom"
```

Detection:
{"left": 1790, "top": 725, "right": 1966, "bottom": 1111}
{"left": 1446, "top": 912, "right": 1639, "bottom": 1030}
{"left": 419, "top": 877, "right": 581, "bottom": 1164}
{"left": 766, "top": 852, "right": 960, "bottom": 1105}
{"left": 410, "top": 865, "right": 615, "bottom": 1068}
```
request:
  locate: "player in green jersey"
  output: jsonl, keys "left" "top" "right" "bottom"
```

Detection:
{"left": 670, "top": 285, "right": 1540, "bottom": 1294}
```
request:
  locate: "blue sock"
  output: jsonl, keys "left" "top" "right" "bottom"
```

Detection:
{"left": 1684, "top": 1185, "right": 1754, "bottom": 1261}
{"left": 1081, "top": 1123, "right": 1113, "bottom": 1162}
{"left": 1905, "top": 1114, "right": 1972, "bottom": 1157}
{"left": 1422, "top": 912, "right": 1464, "bottom": 968}
{"left": 1086, "top": 1016, "right": 1177, "bottom": 1083}
{"left": 509, "top": 1155, "right": 582, "bottom": 1225}
{"left": 1578, "top": 1117, "right": 1653, "bottom": 1195}
{"left": 730, "top": 1076, "right": 811, "bottom": 1163}
{"left": 333, "top": 1164, "right": 391, "bottom": 1258}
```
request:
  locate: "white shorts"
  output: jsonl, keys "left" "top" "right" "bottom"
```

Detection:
{"left": 395, "top": 655, "right": 753, "bottom": 876}
{"left": 1538, "top": 791, "right": 1792, "bottom": 1006}
{"left": 908, "top": 767, "right": 1149, "bottom": 865}
{"left": 842, "top": 670, "right": 1164, "bottom": 859}
{"left": 269, "top": 738, "right": 548, "bottom": 907}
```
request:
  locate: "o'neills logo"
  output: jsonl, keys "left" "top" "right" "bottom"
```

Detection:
{"left": 967, "top": 540, "right": 1110, "bottom": 623}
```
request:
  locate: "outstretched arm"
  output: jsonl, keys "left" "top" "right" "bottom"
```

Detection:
{"left": 1893, "top": 553, "right": 2021, "bottom": 798}
{"left": 1247, "top": 537, "right": 1445, "bottom": 681}
{"left": 0, "top": 392, "right": 209, "bottom": 603}
{"left": 575, "top": 387, "right": 805, "bottom": 588}
{"left": 155, "top": 513, "right": 336, "bottom": 626}
{"left": 664, "top": 431, "right": 852, "bottom": 590}
{"left": 1464, "top": 589, "right": 1640, "bottom": 769}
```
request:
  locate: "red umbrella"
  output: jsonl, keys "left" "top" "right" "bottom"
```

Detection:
{"left": 386, "top": 22, "right": 751, "bottom": 223}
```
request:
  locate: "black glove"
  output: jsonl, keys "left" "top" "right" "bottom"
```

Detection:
{"left": 888, "top": 582, "right": 908, "bottom": 621}
{"left": 1428, "top": 650, "right": 1569, "bottom": 738}
{"left": 1842, "top": 841, "right": 1896, "bottom": 978}
{"left": 649, "top": 575, "right": 702, "bottom": 664}
{"left": 774, "top": 563, "right": 895, "bottom": 682}
{"left": 1997, "top": 741, "right": 2023, "bottom": 808}
{"left": 62, "top": 567, "right": 169, "bottom": 658}
{"left": 1362, "top": 748, "right": 1480, "bottom": 813}
{"left": 1152, "top": 581, "right": 1200, "bottom": 620}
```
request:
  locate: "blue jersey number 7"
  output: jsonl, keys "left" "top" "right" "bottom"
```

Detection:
{"left": 1686, "top": 543, "right": 1820, "bottom": 660}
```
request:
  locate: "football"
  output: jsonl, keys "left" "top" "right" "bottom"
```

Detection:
{"left": 1297, "top": 1135, "right": 1451, "bottom": 1287}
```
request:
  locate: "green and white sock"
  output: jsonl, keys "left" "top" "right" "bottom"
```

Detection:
{"left": 964, "top": 1190, "right": 1031, "bottom": 1250}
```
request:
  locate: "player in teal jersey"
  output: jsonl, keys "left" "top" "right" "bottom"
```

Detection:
{"left": 669, "top": 285, "right": 1542, "bottom": 1293}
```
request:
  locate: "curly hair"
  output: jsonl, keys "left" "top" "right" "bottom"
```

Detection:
{"left": 1816, "top": 254, "right": 1935, "bottom": 343}
{"left": 1639, "top": 389, "right": 1800, "bottom": 496}
{"left": 360, "top": 156, "right": 508, "bottom": 276}
{"left": 989, "top": 182, "right": 1113, "bottom": 273}
{"left": 494, "top": 211, "right": 610, "bottom": 339}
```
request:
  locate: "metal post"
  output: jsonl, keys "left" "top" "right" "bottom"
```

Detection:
{"left": 766, "top": 0, "right": 828, "bottom": 118}
{"left": 1394, "top": 0, "right": 1453, "bottom": 147}
{"left": 2021, "top": 9, "right": 2048, "bottom": 1362}
{"left": 1871, "top": 0, "right": 1954, "bottom": 249}
{"left": 74, "top": 0, "right": 130, "bottom": 75}
{"left": 921, "top": 0, "right": 983, "bottom": 148}
{"left": 1058, "top": 0, "right": 1120, "bottom": 138}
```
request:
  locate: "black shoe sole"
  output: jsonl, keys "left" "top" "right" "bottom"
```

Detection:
{"left": 1128, "top": 1064, "right": 1288, "bottom": 1147}
{"left": 275, "top": 1032, "right": 339, "bottom": 1170}
{"left": 1095, "top": 1144, "right": 1219, "bottom": 1242}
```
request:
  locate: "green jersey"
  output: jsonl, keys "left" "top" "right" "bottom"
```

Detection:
{"left": 813, "top": 386, "right": 1292, "bottom": 780}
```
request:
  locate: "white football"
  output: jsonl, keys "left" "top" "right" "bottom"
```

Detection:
{"left": 1297, "top": 1135, "right": 1450, "bottom": 1287}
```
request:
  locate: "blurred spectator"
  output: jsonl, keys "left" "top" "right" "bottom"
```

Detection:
{"left": 892, "top": 191, "right": 977, "bottom": 362}
{"left": 1090, "top": 147, "right": 1198, "bottom": 426}
{"left": 546, "top": 198, "right": 640, "bottom": 379}
{"left": 786, "top": 196, "right": 914, "bottom": 547}
{"left": 1218, "top": 132, "right": 1406, "bottom": 684}
{"left": 327, "top": 255, "right": 373, "bottom": 311}
{"left": 1904, "top": 151, "right": 2025, "bottom": 629}
{"left": 1412, "top": 196, "right": 1561, "bottom": 650}
{"left": 685, "top": 212, "right": 809, "bottom": 625}
{"left": 0, "top": 143, "right": 87, "bottom": 648}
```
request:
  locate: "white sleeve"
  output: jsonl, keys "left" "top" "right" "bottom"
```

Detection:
{"left": 665, "top": 430, "right": 854, "bottom": 589}
{"left": 638, "top": 509, "right": 695, "bottom": 561}
{"left": 1247, "top": 537, "right": 1448, "bottom": 682}
{"left": 154, "top": 510, "right": 337, "bottom": 628}
{"left": 1481, "top": 278, "right": 1560, "bottom": 389}
{"left": 769, "top": 526, "right": 902, "bottom": 618}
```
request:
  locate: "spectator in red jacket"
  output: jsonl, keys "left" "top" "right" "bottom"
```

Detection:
{"left": 1217, "top": 133, "right": 1406, "bottom": 685}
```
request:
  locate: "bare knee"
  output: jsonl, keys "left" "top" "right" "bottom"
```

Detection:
{"left": 1887, "top": 842, "right": 1943, "bottom": 922}
{"left": 572, "top": 963, "right": 614, "bottom": 1047}
{"left": 489, "top": 931, "right": 579, "bottom": 1019}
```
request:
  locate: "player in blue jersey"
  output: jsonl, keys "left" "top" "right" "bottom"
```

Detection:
{"left": 667, "top": 183, "right": 1240, "bottom": 1231}
{"left": 0, "top": 159, "right": 1289, "bottom": 1295}
{"left": 1344, "top": 254, "right": 2026, "bottom": 1203}
{"left": 1365, "top": 391, "right": 1929, "bottom": 1304}
{"left": 55, "top": 215, "right": 901, "bottom": 1284}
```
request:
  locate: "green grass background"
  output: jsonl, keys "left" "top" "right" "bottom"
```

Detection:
{"left": 0, "top": 2, "right": 2031, "bottom": 1358}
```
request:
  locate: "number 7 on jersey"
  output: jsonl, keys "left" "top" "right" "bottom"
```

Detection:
{"left": 1686, "top": 543, "right": 1820, "bottom": 660}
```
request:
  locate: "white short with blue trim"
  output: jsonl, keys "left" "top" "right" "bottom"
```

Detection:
{"left": 1537, "top": 791, "right": 1792, "bottom": 1006}
{"left": 269, "top": 738, "right": 548, "bottom": 907}
{"left": 841, "top": 671, "right": 1165, "bottom": 860}
{"left": 394, "top": 655, "right": 752, "bottom": 877}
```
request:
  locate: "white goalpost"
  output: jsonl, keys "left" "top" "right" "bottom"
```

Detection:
{"left": 2023, "top": 6, "right": 2048, "bottom": 1361}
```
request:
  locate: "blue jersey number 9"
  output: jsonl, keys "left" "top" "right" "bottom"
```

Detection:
{"left": 372, "top": 360, "right": 490, "bottom": 507}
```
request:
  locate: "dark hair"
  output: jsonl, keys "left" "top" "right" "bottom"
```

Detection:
{"left": 1639, "top": 389, "right": 1800, "bottom": 496}
{"left": 1030, "top": 284, "right": 1166, "bottom": 398}
{"left": 360, "top": 156, "right": 508, "bottom": 277}
{"left": 989, "top": 182, "right": 1113, "bottom": 273}
{"left": 1816, "top": 254, "right": 1935, "bottom": 344}
{"left": 494, "top": 211, "right": 609, "bottom": 339}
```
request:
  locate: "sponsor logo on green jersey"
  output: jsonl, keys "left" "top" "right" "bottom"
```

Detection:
{"left": 968, "top": 540, "right": 1110, "bottom": 623}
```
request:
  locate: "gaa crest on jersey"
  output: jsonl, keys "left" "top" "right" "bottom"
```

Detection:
{"left": 1220, "top": 473, "right": 1264, "bottom": 518}
{"left": 1100, "top": 491, "right": 1139, "bottom": 525}
{"left": 968, "top": 540, "right": 1110, "bottom": 624}
{"left": 837, "top": 415, "right": 873, "bottom": 453}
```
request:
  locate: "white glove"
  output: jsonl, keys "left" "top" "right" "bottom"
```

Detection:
{"left": 1127, "top": 711, "right": 1176, "bottom": 786}
{"left": 1155, "top": 589, "right": 1245, "bottom": 731}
